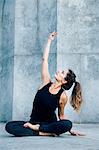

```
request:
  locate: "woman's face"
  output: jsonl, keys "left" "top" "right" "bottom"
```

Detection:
{"left": 55, "top": 69, "right": 69, "bottom": 83}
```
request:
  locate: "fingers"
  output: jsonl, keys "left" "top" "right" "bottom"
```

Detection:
{"left": 48, "top": 31, "right": 57, "bottom": 41}
{"left": 75, "top": 133, "right": 85, "bottom": 136}
{"left": 51, "top": 31, "right": 57, "bottom": 36}
{"left": 74, "top": 132, "right": 86, "bottom": 136}
{"left": 70, "top": 130, "right": 85, "bottom": 136}
{"left": 78, "top": 133, "right": 86, "bottom": 136}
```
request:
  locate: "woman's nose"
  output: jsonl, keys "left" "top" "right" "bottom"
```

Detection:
{"left": 58, "top": 71, "right": 62, "bottom": 73}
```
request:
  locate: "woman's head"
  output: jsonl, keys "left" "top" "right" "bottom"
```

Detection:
{"left": 62, "top": 69, "right": 76, "bottom": 90}
{"left": 55, "top": 69, "right": 76, "bottom": 90}
{"left": 55, "top": 69, "right": 83, "bottom": 112}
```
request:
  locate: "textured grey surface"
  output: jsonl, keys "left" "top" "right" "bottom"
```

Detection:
{"left": 13, "top": 53, "right": 57, "bottom": 121}
{"left": 0, "top": 123, "right": 99, "bottom": 150}
{"left": 0, "top": 0, "right": 15, "bottom": 121}
{"left": 13, "top": 0, "right": 57, "bottom": 120}
{"left": 57, "top": 0, "right": 99, "bottom": 54}
{"left": 0, "top": 57, "right": 13, "bottom": 121}
{"left": 15, "top": 0, "right": 38, "bottom": 55}
{"left": 80, "top": 55, "right": 99, "bottom": 122}
{"left": 57, "top": 0, "right": 99, "bottom": 122}
{"left": 1, "top": 0, "right": 15, "bottom": 58}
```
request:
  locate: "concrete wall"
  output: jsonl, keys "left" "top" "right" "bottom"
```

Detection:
{"left": 0, "top": 0, "right": 99, "bottom": 123}
{"left": 57, "top": 0, "right": 99, "bottom": 122}
{"left": 13, "top": 0, "right": 57, "bottom": 121}
{"left": 0, "top": 0, "right": 15, "bottom": 121}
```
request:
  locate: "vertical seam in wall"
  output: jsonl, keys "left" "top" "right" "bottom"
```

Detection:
{"left": 1, "top": 0, "right": 5, "bottom": 22}
{"left": 36, "top": 0, "right": 40, "bottom": 52}
{"left": 1, "top": 0, "right": 6, "bottom": 62}
{"left": 80, "top": 53, "right": 81, "bottom": 82}
{"left": 56, "top": 0, "right": 58, "bottom": 71}
{"left": 79, "top": 53, "right": 83, "bottom": 123}
{"left": 12, "top": 0, "right": 16, "bottom": 120}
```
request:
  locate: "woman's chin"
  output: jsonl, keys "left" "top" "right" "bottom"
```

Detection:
{"left": 54, "top": 75, "right": 56, "bottom": 79}
{"left": 54, "top": 75, "right": 58, "bottom": 81}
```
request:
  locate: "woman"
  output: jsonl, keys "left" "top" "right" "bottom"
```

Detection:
{"left": 5, "top": 32, "right": 84, "bottom": 137}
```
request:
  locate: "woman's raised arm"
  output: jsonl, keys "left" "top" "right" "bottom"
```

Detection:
{"left": 41, "top": 31, "right": 57, "bottom": 85}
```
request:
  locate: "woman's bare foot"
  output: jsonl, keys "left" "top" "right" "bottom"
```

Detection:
{"left": 24, "top": 123, "right": 57, "bottom": 136}
{"left": 39, "top": 131, "right": 57, "bottom": 137}
{"left": 23, "top": 122, "right": 40, "bottom": 131}
{"left": 31, "top": 124, "right": 40, "bottom": 131}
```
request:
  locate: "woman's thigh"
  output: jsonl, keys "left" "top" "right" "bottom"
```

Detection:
{"left": 39, "top": 119, "right": 72, "bottom": 135}
{"left": 5, "top": 121, "right": 39, "bottom": 136}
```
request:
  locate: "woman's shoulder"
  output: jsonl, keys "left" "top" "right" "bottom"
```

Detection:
{"left": 38, "top": 81, "right": 52, "bottom": 91}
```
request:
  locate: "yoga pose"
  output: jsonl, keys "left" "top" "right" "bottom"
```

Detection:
{"left": 5, "top": 32, "right": 84, "bottom": 137}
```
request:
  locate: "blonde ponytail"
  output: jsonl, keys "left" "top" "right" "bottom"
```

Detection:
{"left": 70, "top": 81, "right": 83, "bottom": 112}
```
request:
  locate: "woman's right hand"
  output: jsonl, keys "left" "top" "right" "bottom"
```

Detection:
{"left": 69, "top": 130, "right": 86, "bottom": 136}
{"left": 48, "top": 31, "right": 57, "bottom": 41}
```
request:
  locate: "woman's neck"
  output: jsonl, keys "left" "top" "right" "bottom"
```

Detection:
{"left": 51, "top": 81, "right": 62, "bottom": 89}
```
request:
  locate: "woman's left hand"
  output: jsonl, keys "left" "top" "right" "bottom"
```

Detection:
{"left": 69, "top": 130, "right": 86, "bottom": 136}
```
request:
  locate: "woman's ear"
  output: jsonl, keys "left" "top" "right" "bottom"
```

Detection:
{"left": 62, "top": 79, "right": 67, "bottom": 84}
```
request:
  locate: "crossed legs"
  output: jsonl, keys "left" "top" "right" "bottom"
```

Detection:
{"left": 5, "top": 120, "right": 72, "bottom": 137}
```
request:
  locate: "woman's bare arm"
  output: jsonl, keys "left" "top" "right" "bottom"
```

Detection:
{"left": 58, "top": 92, "right": 68, "bottom": 120}
{"left": 58, "top": 94, "right": 85, "bottom": 136}
{"left": 41, "top": 32, "right": 57, "bottom": 85}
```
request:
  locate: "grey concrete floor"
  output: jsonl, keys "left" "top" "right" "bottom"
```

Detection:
{"left": 0, "top": 123, "right": 99, "bottom": 150}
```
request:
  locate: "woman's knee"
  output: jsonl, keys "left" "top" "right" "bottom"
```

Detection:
{"left": 60, "top": 119, "right": 72, "bottom": 131}
{"left": 5, "top": 121, "right": 15, "bottom": 133}
{"left": 66, "top": 120, "right": 72, "bottom": 130}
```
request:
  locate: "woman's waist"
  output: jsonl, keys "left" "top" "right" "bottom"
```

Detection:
{"left": 30, "top": 111, "right": 57, "bottom": 122}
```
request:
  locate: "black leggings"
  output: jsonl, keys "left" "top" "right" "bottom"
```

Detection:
{"left": 5, "top": 120, "right": 72, "bottom": 137}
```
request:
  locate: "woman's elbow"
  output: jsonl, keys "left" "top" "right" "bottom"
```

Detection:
{"left": 59, "top": 115, "right": 68, "bottom": 120}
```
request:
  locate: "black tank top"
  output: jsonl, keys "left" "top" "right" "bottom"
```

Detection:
{"left": 29, "top": 82, "right": 64, "bottom": 124}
